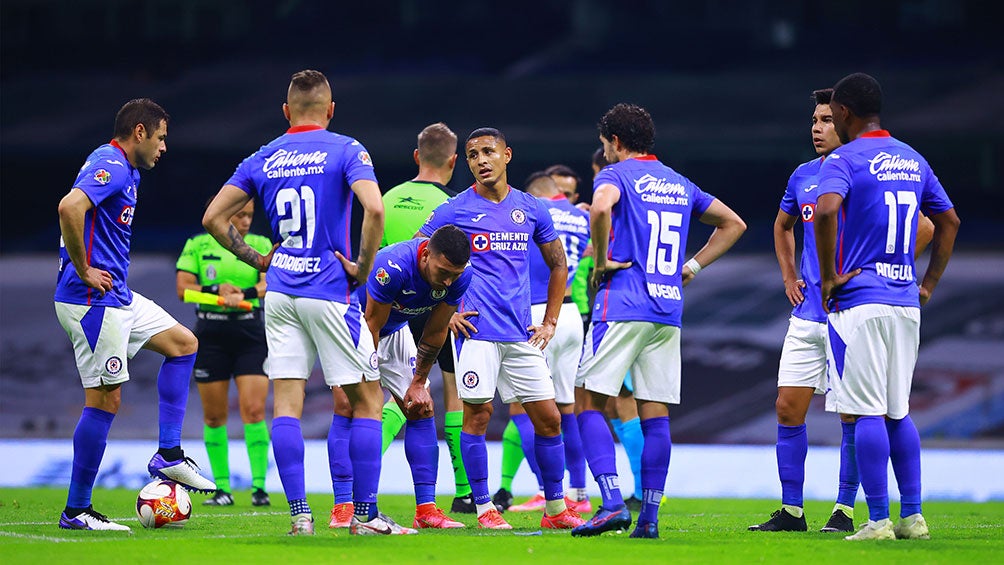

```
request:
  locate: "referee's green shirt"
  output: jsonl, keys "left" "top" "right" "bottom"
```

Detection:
{"left": 176, "top": 232, "right": 273, "bottom": 312}
{"left": 381, "top": 180, "right": 455, "bottom": 247}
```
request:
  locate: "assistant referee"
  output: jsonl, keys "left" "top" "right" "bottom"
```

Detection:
{"left": 176, "top": 199, "right": 272, "bottom": 507}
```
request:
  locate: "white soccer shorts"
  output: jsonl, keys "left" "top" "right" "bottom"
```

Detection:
{"left": 264, "top": 292, "right": 378, "bottom": 387}
{"left": 777, "top": 316, "right": 828, "bottom": 394}
{"left": 377, "top": 324, "right": 433, "bottom": 401}
{"left": 531, "top": 301, "right": 584, "bottom": 405}
{"left": 55, "top": 291, "right": 178, "bottom": 388}
{"left": 576, "top": 321, "right": 681, "bottom": 404}
{"left": 453, "top": 339, "right": 555, "bottom": 405}
{"left": 825, "top": 303, "right": 920, "bottom": 419}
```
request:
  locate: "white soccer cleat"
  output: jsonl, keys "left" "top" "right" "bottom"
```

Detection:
{"left": 894, "top": 513, "right": 930, "bottom": 540}
{"left": 288, "top": 513, "right": 315, "bottom": 536}
{"left": 350, "top": 512, "right": 418, "bottom": 535}
{"left": 148, "top": 453, "right": 217, "bottom": 494}
{"left": 844, "top": 518, "right": 895, "bottom": 541}
{"left": 59, "top": 507, "right": 131, "bottom": 531}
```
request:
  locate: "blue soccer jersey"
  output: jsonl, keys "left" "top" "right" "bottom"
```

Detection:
{"left": 421, "top": 186, "right": 558, "bottom": 342}
{"left": 226, "top": 125, "right": 377, "bottom": 303}
{"left": 779, "top": 157, "right": 827, "bottom": 324}
{"left": 529, "top": 196, "right": 590, "bottom": 304}
{"left": 55, "top": 142, "right": 141, "bottom": 307}
{"left": 366, "top": 238, "right": 472, "bottom": 337}
{"left": 816, "top": 130, "right": 954, "bottom": 311}
{"left": 592, "top": 155, "right": 715, "bottom": 326}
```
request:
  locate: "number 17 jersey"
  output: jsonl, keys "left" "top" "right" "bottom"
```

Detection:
{"left": 592, "top": 155, "right": 715, "bottom": 327}
{"left": 225, "top": 125, "right": 377, "bottom": 304}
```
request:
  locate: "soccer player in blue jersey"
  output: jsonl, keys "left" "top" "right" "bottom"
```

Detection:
{"left": 202, "top": 70, "right": 398, "bottom": 536}
{"left": 503, "top": 172, "right": 592, "bottom": 515}
{"left": 419, "top": 128, "right": 585, "bottom": 530}
{"left": 572, "top": 104, "right": 746, "bottom": 539}
{"left": 357, "top": 225, "right": 473, "bottom": 529}
{"left": 815, "top": 73, "right": 959, "bottom": 541}
{"left": 55, "top": 98, "right": 215, "bottom": 531}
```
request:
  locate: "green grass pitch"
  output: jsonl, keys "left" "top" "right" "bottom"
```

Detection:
{"left": 1, "top": 488, "right": 1002, "bottom": 564}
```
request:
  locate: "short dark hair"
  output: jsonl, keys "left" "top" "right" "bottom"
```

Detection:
{"left": 523, "top": 171, "right": 556, "bottom": 196}
{"left": 429, "top": 225, "right": 471, "bottom": 266}
{"left": 812, "top": 88, "right": 833, "bottom": 106}
{"left": 466, "top": 127, "right": 506, "bottom": 146}
{"left": 417, "top": 122, "right": 457, "bottom": 168}
{"left": 290, "top": 69, "right": 329, "bottom": 94}
{"left": 544, "top": 164, "right": 580, "bottom": 184}
{"left": 598, "top": 103, "right": 655, "bottom": 154}
{"left": 832, "top": 73, "right": 882, "bottom": 118}
{"left": 591, "top": 147, "right": 609, "bottom": 170}
{"left": 113, "top": 98, "right": 169, "bottom": 140}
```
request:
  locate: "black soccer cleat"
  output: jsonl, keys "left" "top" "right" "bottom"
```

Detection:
{"left": 748, "top": 508, "right": 807, "bottom": 532}
{"left": 820, "top": 509, "right": 854, "bottom": 532}
{"left": 492, "top": 488, "right": 514, "bottom": 512}
{"left": 624, "top": 495, "right": 643, "bottom": 513}
{"left": 450, "top": 494, "right": 476, "bottom": 514}
{"left": 202, "top": 489, "right": 234, "bottom": 506}
{"left": 251, "top": 488, "right": 271, "bottom": 507}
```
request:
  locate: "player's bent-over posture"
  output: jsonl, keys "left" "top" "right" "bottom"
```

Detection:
{"left": 203, "top": 70, "right": 408, "bottom": 536}
{"left": 356, "top": 225, "right": 472, "bottom": 528}
{"left": 419, "top": 128, "right": 585, "bottom": 531}
{"left": 56, "top": 98, "right": 215, "bottom": 531}
{"left": 572, "top": 103, "right": 746, "bottom": 539}
{"left": 815, "top": 73, "right": 959, "bottom": 541}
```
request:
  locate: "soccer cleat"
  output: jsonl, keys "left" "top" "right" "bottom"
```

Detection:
{"left": 820, "top": 509, "right": 854, "bottom": 532}
{"left": 570, "top": 505, "right": 632, "bottom": 537}
{"left": 251, "top": 488, "right": 271, "bottom": 507}
{"left": 844, "top": 518, "right": 895, "bottom": 541}
{"left": 893, "top": 513, "right": 930, "bottom": 540}
{"left": 629, "top": 520, "right": 659, "bottom": 538}
{"left": 58, "top": 507, "right": 131, "bottom": 531}
{"left": 565, "top": 496, "right": 592, "bottom": 514}
{"left": 350, "top": 512, "right": 418, "bottom": 535}
{"left": 541, "top": 508, "right": 585, "bottom": 529}
{"left": 624, "top": 495, "right": 643, "bottom": 512}
{"left": 508, "top": 492, "right": 547, "bottom": 512}
{"left": 477, "top": 508, "right": 513, "bottom": 530}
{"left": 202, "top": 489, "right": 234, "bottom": 506}
{"left": 288, "top": 513, "right": 314, "bottom": 536}
{"left": 492, "top": 488, "right": 514, "bottom": 512}
{"left": 748, "top": 508, "right": 807, "bottom": 532}
{"left": 148, "top": 453, "right": 216, "bottom": 494}
{"left": 451, "top": 495, "right": 476, "bottom": 514}
{"left": 328, "top": 502, "right": 354, "bottom": 528}
{"left": 413, "top": 505, "right": 465, "bottom": 529}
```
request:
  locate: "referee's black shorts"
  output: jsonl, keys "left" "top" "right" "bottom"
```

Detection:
{"left": 192, "top": 310, "right": 267, "bottom": 383}
{"left": 406, "top": 311, "right": 455, "bottom": 374}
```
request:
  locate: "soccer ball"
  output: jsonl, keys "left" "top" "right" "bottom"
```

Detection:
{"left": 136, "top": 479, "right": 192, "bottom": 528}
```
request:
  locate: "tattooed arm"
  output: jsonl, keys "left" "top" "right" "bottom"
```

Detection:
{"left": 400, "top": 301, "right": 457, "bottom": 418}
{"left": 203, "top": 185, "right": 276, "bottom": 271}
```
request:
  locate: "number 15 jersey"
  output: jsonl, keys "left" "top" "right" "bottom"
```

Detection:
{"left": 592, "top": 155, "right": 715, "bottom": 327}
{"left": 225, "top": 125, "right": 377, "bottom": 304}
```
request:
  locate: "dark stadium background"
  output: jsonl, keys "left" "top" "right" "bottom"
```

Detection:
{"left": 2, "top": 0, "right": 1002, "bottom": 444}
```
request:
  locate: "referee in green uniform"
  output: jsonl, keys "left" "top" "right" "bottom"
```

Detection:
{"left": 380, "top": 123, "right": 476, "bottom": 513}
{"left": 176, "top": 200, "right": 272, "bottom": 507}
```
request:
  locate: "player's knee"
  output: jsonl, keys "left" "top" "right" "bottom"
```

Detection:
{"left": 775, "top": 395, "right": 807, "bottom": 426}
{"left": 204, "top": 412, "right": 227, "bottom": 427}
{"left": 463, "top": 403, "right": 492, "bottom": 433}
{"left": 241, "top": 402, "right": 266, "bottom": 424}
{"left": 178, "top": 329, "right": 198, "bottom": 356}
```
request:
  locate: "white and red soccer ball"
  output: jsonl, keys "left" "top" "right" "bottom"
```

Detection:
{"left": 136, "top": 479, "right": 192, "bottom": 528}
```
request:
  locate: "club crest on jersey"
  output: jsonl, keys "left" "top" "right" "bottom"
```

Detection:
{"left": 409, "top": 356, "right": 416, "bottom": 370}
{"left": 358, "top": 151, "right": 373, "bottom": 166}
{"left": 206, "top": 265, "right": 218, "bottom": 280}
{"left": 510, "top": 208, "right": 526, "bottom": 225}
{"left": 93, "top": 169, "right": 111, "bottom": 185}
{"left": 375, "top": 267, "right": 390, "bottom": 285}
{"left": 462, "top": 371, "right": 479, "bottom": 389}
{"left": 370, "top": 352, "right": 379, "bottom": 370}
{"left": 105, "top": 356, "right": 122, "bottom": 375}
{"left": 431, "top": 288, "right": 447, "bottom": 300}
{"left": 471, "top": 233, "right": 490, "bottom": 252}
{"left": 118, "top": 205, "right": 135, "bottom": 225}
{"left": 801, "top": 203, "right": 815, "bottom": 223}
